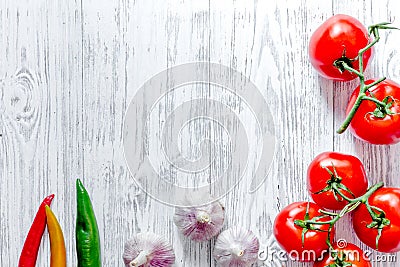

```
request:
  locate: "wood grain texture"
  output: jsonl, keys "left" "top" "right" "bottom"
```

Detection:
{"left": 1, "top": 0, "right": 399, "bottom": 266}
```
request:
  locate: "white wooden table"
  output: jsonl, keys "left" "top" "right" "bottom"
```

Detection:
{"left": 1, "top": 0, "right": 400, "bottom": 266}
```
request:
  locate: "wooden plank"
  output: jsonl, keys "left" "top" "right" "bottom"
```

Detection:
{"left": 208, "top": 1, "right": 334, "bottom": 266}
{"left": 0, "top": 0, "right": 83, "bottom": 265}
{"left": 1, "top": 0, "right": 400, "bottom": 266}
{"left": 80, "top": 0, "right": 211, "bottom": 266}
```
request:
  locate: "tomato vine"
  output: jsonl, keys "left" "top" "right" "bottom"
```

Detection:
{"left": 336, "top": 22, "right": 399, "bottom": 134}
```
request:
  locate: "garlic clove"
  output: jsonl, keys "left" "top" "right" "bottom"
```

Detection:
{"left": 174, "top": 200, "right": 225, "bottom": 242}
{"left": 213, "top": 227, "right": 260, "bottom": 267}
{"left": 123, "top": 232, "right": 175, "bottom": 267}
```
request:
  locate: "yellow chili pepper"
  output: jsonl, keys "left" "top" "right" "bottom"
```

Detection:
{"left": 45, "top": 205, "right": 67, "bottom": 267}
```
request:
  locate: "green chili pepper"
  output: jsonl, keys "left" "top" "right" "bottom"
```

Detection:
{"left": 76, "top": 179, "right": 101, "bottom": 267}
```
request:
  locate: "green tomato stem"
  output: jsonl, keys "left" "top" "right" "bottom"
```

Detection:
{"left": 360, "top": 182, "right": 384, "bottom": 202}
{"left": 331, "top": 183, "right": 354, "bottom": 202}
{"left": 296, "top": 182, "right": 384, "bottom": 253}
{"left": 365, "top": 77, "right": 387, "bottom": 90}
{"left": 336, "top": 25, "right": 392, "bottom": 134}
{"left": 361, "top": 96, "right": 387, "bottom": 106}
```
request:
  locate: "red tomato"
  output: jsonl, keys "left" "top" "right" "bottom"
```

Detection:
{"left": 313, "top": 243, "right": 371, "bottom": 267}
{"left": 309, "top": 14, "right": 372, "bottom": 81}
{"left": 307, "top": 152, "right": 368, "bottom": 210}
{"left": 353, "top": 187, "right": 400, "bottom": 253}
{"left": 273, "top": 202, "right": 334, "bottom": 262}
{"left": 347, "top": 79, "right": 400, "bottom": 145}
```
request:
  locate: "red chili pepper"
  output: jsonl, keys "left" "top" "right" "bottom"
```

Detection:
{"left": 18, "top": 194, "right": 55, "bottom": 267}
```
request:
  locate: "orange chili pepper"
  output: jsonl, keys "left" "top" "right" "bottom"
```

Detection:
{"left": 45, "top": 205, "right": 67, "bottom": 267}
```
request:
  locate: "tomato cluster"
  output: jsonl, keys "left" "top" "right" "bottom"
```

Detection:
{"left": 273, "top": 152, "right": 400, "bottom": 266}
{"left": 273, "top": 14, "right": 400, "bottom": 267}
{"left": 309, "top": 14, "right": 400, "bottom": 145}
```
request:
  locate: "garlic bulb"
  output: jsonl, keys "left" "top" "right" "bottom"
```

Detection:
{"left": 174, "top": 200, "right": 225, "bottom": 242}
{"left": 122, "top": 232, "right": 175, "bottom": 267}
{"left": 213, "top": 227, "right": 260, "bottom": 267}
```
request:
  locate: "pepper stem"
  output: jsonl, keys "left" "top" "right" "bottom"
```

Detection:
{"left": 130, "top": 251, "right": 149, "bottom": 267}
{"left": 231, "top": 246, "right": 245, "bottom": 257}
{"left": 196, "top": 210, "right": 211, "bottom": 223}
